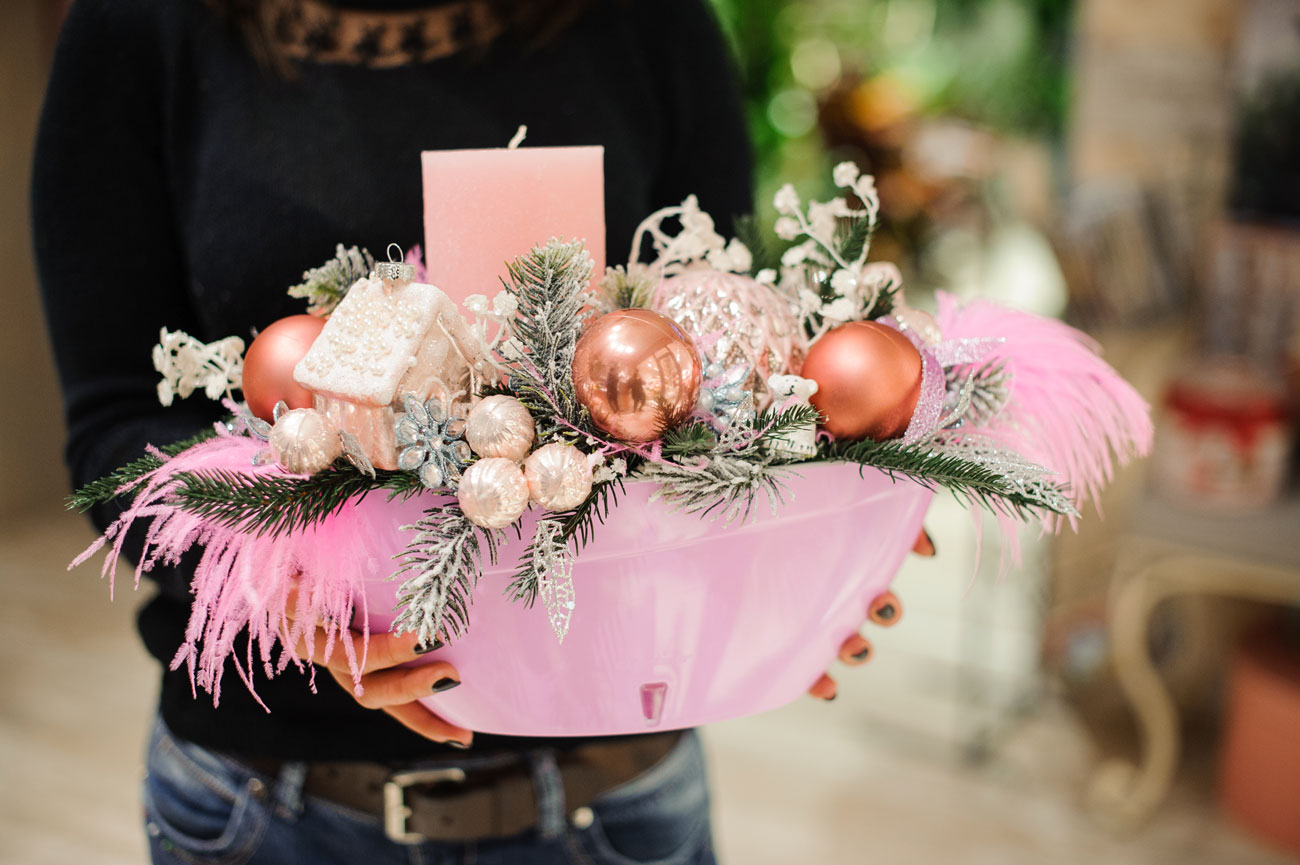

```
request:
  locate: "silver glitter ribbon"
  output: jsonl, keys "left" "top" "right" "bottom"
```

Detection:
{"left": 891, "top": 327, "right": 1004, "bottom": 445}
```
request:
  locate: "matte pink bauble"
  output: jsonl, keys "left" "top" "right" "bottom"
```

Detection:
{"left": 801, "top": 321, "right": 923, "bottom": 441}
{"left": 652, "top": 270, "right": 803, "bottom": 407}
{"left": 572, "top": 309, "right": 702, "bottom": 442}
{"left": 242, "top": 315, "right": 326, "bottom": 422}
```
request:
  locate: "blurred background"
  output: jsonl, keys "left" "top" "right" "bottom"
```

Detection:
{"left": 3, "top": 0, "right": 1300, "bottom": 862}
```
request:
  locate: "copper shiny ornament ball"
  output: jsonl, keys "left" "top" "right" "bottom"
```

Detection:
{"left": 242, "top": 315, "right": 326, "bottom": 422}
{"left": 572, "top": 308, "right": 702, "bottom": 442}
{"left": 802, "top": 321, "right": 923, "bottom": 441}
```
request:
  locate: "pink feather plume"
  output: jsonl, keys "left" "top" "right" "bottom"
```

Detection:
{"left": 70, "top": 427, "right": 372, "bottom": 706}
{"left": 934, "top": 291, "right": 1153, "bottom": 524}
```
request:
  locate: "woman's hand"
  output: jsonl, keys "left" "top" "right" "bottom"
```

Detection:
{"left": 808, "top": 528, "right": 935, "bottom": 701}
{"left": 284, "top": 591, "right": 474, "bottom": 748}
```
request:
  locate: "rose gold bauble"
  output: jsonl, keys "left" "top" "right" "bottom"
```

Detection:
{"left": 572, "top": 308, "right": 702, "bottom": 442}
{"left": 801, "top": 321, "right": 923, "bottom": 441}
{"left": 652, "top": 270, "right": 802, "bottom": 407}
{"left": 465, "top": 395, "right": 535, "bottom": 461}
{"left": 242, "top": 315, "right": 326, "bottom": 422}
{"left": 457, "top": 457, "right": 531, "bottom": 529}
{"left": 524, "top": 443, "right": 593, "bottom": 511}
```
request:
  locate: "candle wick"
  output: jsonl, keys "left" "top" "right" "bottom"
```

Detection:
{"left": 507, "top": 125, "right": 527, "bottom": 150}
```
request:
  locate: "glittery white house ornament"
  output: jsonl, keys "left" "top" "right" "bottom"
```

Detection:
{"left": 294, "top": 274, "right": 484, "bottom": 470}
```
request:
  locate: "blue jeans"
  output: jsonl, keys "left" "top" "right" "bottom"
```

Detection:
{"left": 143, "top": 718, "right": 717, "bottom": 865}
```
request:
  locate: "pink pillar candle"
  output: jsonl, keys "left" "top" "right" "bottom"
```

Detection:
{"left": 422, "top": 145, "right": 605, "bottom": 308}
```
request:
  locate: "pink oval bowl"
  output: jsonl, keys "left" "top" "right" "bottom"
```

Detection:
{"left": 354, "top": 462, "right": 932, "bottom": 737}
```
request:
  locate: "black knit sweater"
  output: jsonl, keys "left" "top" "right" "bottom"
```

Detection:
{"left": 33, "top": 0, "right": 752, "bottom": 760}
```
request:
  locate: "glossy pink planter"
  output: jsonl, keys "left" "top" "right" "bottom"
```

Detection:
{"left": 355, "top": 462, "right": 932, "bottom": 736}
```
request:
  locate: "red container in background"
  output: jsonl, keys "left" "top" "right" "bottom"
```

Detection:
{"left": 1153, "top": 360, "right": 1292, "bottom": 510}
{"left": 1219, "top": 626, "right": 1300, "bottom": 855}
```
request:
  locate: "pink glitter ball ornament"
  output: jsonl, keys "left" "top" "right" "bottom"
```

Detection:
{"left": 651, "top": 270, "right": 804, "bottom": 407}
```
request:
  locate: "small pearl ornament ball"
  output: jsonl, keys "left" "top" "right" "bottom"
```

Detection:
{"left": 466, "top": 395, "right": 535, "bottom": 461}
{"left": 571, "top": 308, "right": 702, "bottom": 442}
{"left": 269, "top": 408, "right": 342, "bottom": 475}
{"left": 457, "top": 457, "right": 531, "bottom": 529}
{"left": 801, "top": 321, "right": 924, "bottom": 441}
{"left": 242, "top": 314, "right": 326, "bottom": 422}
{"left": 524, "top": 443, "right": 593, "bottom": 511}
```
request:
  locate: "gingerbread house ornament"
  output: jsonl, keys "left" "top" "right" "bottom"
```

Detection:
{"left": 294, "top": 258, "right": 483, "bottom": 470}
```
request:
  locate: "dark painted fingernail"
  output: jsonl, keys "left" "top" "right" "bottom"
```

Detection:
{"left": 414, "top": 639, "right": 444, "bottom": 655}
{"left": 825, "top": 692, "right": 837, "bottom": 702}
{"left": 431, "top": 677, "right": 461, "bottom": 693}
{"left": 852, "top": 646, "right": 872, "bottom": 662}
{"left": 446, "top": 740, "right": 471, "bottom": 750}
{"left": 876, "top": 604, "right": 896, "bottom": 621}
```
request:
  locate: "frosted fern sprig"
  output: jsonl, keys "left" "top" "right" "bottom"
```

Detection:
{"left": 390, "top": 504, "right": 501, "bottom": 646}
{"left": 599, "top": 263, "right": 658, "bottom": 311}
{"left": 501, "top": 240, "right": 594, "bottom": 436}
{"left": 638, "top": 456, "right": 793, "bottom": 525}
{"left": 287, "top": 244, "right": 375, "bottom": 316}
{"left": 945, "top": 360, "right": 1011, "bottom": 427}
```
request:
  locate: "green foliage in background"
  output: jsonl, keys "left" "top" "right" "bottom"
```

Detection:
{"left": 708, "top": 0, "right": 1072, "bottom": 210}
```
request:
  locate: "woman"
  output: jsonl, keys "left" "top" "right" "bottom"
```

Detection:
{"left": 33, "top": 1, "right": 903, "bottom": 861}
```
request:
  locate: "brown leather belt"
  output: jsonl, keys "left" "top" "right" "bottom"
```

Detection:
{"left": 233, "top": 732, "right": 681, "bottom": 843}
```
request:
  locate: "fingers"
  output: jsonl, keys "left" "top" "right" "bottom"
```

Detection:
{"left": 911, "top": 529, "right": 935, "bottom": 557}
{"left": 382, "top": 702, "right": 474, "bottom": 748}
{"left": 807, "top": 673, "right": 837, "bottom": 701}
{"left": 868, "top": 591, "right": 902, "bottom": 627}
{"left": 837, "top": 633, "right": 873, "bottom": 666}
{"left": 328, "top": 661, "right": 462, "bottom": 710}
{"left": 284, "top": 586, "right": 437, "bottom": 675}
{"left": 325, "top": 665, "right": 473, "bottom": 747}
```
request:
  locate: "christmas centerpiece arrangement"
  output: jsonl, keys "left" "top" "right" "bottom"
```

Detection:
{"left": 73, "top": 147, "right": 1151, "bottom": 735}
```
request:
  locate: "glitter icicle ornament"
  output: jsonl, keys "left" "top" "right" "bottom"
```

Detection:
{"left": 269, "top": 407, "right": 342, "bottom": 474}
{"left": 457, "top": 457, "right": 530, "bottom": 529}
{"left": 465, "top": 395, "right": 535, "bottom": 461}
{"left": 524, "top": 443, "right": 593, "bottom": 511}
{"left": 652, "top": 270, "right": 803, "bottom": 408}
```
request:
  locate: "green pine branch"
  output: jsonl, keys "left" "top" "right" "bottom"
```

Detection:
{"left": 755, "top": 403, "right": 822, "bottom": 451}
{"left": 836, "top": 213, "right": 877, "bottom": 264}
{"left": 169, "top": 462, "right": 421, "bottom": 537}
{"left": 820, "top": 437, "right": 1074, "bottom": 521}
{"left": 67, "top": 427, "right": 220, "bottom": 513}
{"left": 505, "top": 475, "right": 627, "bottom": 606}
{"left": 661, "top": 422, "right": 719, "bottom": 459}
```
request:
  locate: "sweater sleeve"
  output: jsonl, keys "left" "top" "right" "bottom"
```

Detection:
{"left": 643, "top": 0, "right": 755, "bottom": 234}
{"left": 32, "top": 0, "right": 218, "bottom": 596}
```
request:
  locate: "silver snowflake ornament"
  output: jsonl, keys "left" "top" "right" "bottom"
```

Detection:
{"left": 395, "top": 393, "right": 472, "bottom": 491}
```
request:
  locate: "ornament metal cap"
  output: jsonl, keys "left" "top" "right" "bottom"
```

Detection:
{"left": 374, "top": 243, "right": 416, "bottom": 283}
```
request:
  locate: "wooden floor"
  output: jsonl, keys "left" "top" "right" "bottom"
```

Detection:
{"left": 1, "top": 509, "right": 1293, "bottom": 865}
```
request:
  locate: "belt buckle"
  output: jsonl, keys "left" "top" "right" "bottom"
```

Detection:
{"left": 383, "top": 766, "right": 468, "bottom": 844}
